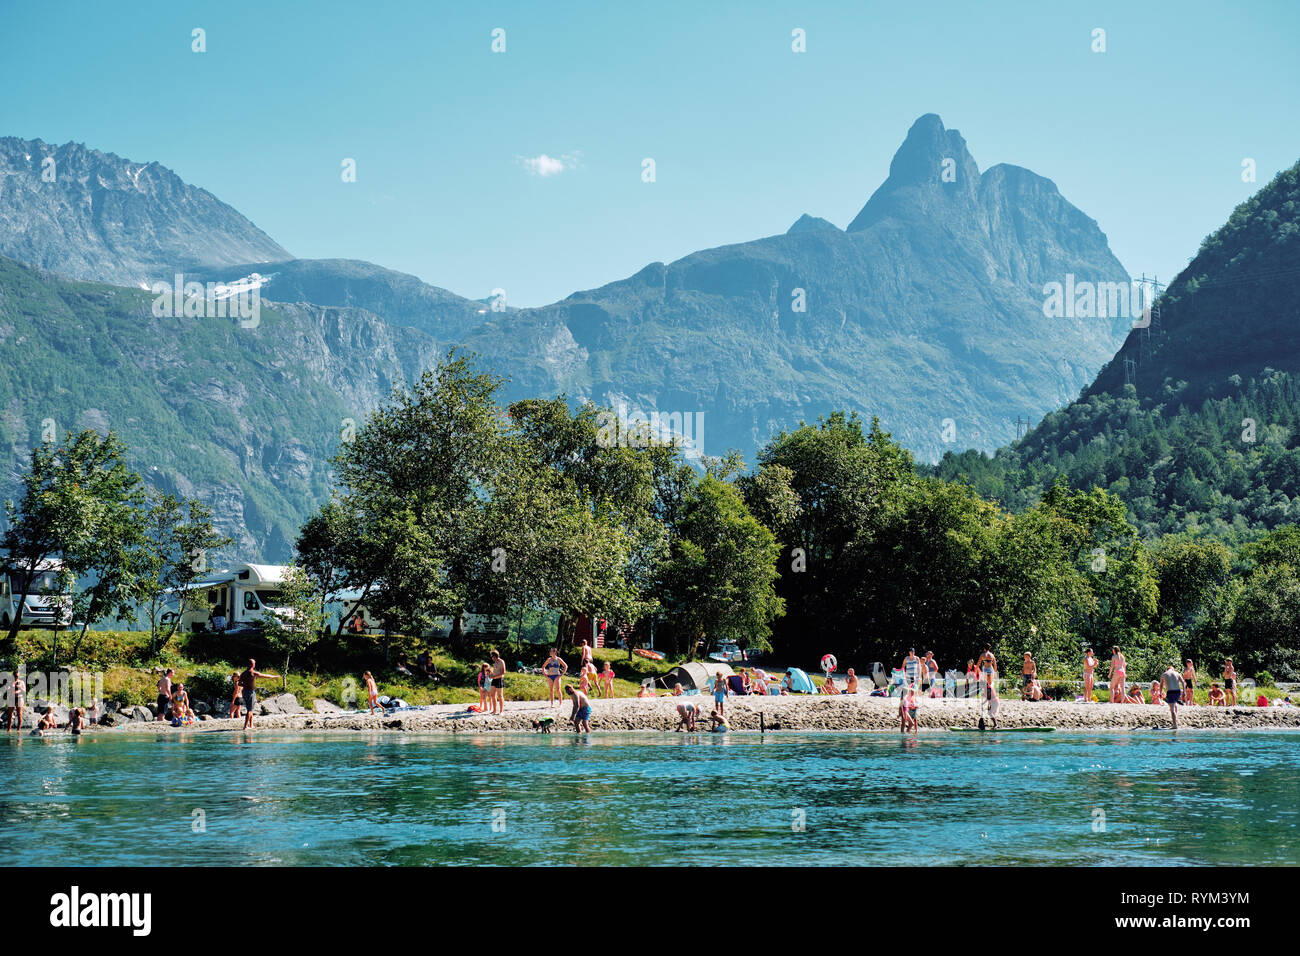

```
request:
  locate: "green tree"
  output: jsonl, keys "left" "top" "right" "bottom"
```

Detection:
{"left": 137, "top": 492, "right": 231, "bottom": 653}
{"left": 261, "top": 565, "right": 326, "bottom": 677}
{"left": 656, "top": 474, "right": 783, "bottom": 657}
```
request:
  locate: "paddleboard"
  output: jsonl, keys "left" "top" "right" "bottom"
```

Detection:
{"left": 947, "top": 725, "right": 1056, "bottom": 732}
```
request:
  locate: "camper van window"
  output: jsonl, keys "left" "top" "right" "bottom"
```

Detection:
{"left": 256, "top": 590, "right": 283, "bottom": 605}
{"left": 244, "top": 592, "right": 260, "bottom": 611}
{"left": 35, "top": 572, "right": 60, "bottom": 592}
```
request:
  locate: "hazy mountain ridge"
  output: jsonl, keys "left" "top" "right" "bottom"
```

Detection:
{"left": 0, "top": 114, "right": 1144, "bottom": 555}
{"left": 0, "top": 137, "right": 289, "bottom": 288}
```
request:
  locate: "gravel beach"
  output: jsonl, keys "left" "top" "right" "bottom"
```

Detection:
{"left": 114, "top": 693, "right": 1300, "bottom": 734}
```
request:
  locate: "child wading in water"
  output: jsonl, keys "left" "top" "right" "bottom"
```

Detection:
{"left": 364, "top": 671, "right": 379, "bottom": 715}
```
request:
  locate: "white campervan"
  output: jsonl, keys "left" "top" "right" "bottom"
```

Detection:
{"left": 174, "top": 563, "right": 294, "bottom": 634}
{"left": 0, "top": 559, "right": 73, "bottom": 629}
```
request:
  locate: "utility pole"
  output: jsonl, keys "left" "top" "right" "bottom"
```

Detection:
{"left": 1014, "top": 416, "right": 1031, "bottom": 440}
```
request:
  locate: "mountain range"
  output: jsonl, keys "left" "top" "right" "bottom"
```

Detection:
{"left": 1, "top": 115, "right": 1141, "bottom": 558}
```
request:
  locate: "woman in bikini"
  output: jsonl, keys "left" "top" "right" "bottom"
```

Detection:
{"left": 1083, "top": 647, "right": 1097, "bottom": 702}
{"left": 542, "top": 649, "right": 567, "bottom": 707}
{"left": 228, "top": 672, "right": 243, "bottom": 718}
{"left": 965, "top": 659, "right": 979, "bottom": 698}
{"left": 1109, "top": 647, "right": 1126, "bottom": 703}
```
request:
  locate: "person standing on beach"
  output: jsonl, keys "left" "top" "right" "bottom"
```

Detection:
{"left": 923, "top": 651, "right": 939, "bottom": 692}
{"left": 1162, "top": 664, "right": 1185, "bottom": 730}
{"left": 228, "top": 672, "right": 243, "bottom": 718}
{"left": 1021, "top": 652, "right": 1037, "bottom": 696}
{"left": 542, "top": 648, "right": 567, "bottom": 707}
{"left": 238, "top": 659, "right": 280, "bottom": 731}
{"left": 579, "top": 639, "right": 593, "bottom": 673}
{"left": 488, "top": 650, "right": 506, "bottom": 715}
{"left": 712, "top": 671, "right": 728, "bottom": 715}
{"left": 566, "top": 684, "right": 591, "bottom": 732}
{"left": 1109, "top": 648, "right": 1126, "bottom": 703}
{"left": 6, "top": 672, "right": 25, "bottom": 731}
{"left": 1223, "top": 658, "right": 1237, "bottom": 706}
{"left": 156, "top": 669, "right": 174, "bottom": 721}
{"left": 476, "top": 663, "right": 491, "bottom": 711}
{"left": 1083, "top": 647, "right": 1097, "bottom": 702}
{"left": 1182, "top": 660, "right": 1197, "bottom": 706}
{"left": 902, "top": 648, "right": 921, "bottom": 689}
{"left": 965, "top": 659, "right": 978, "bottom": 698}
{"left": 363, "top": 671, "right": 379, "bottom": 715}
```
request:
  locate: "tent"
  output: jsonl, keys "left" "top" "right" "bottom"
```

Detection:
{"left": 783, "top": 667, "right": 817, "bottom": 694}
{"left": 662, "top": 662, "right": 734, "bottom": 691}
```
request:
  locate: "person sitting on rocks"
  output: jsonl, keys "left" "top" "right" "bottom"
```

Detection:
{"left": 821, "top": 676, "right": 840, "bottom": 695}
{"left": 1208, "top": 682, "right": 1226, "bottom": 706}
{"left": 36, "top": 710, "right": 58, "bottom": 731}
{"left": 1125, "top": 683, "right": 1145, "bottom": 705}
{"left": 1023, "top": 679, "right": 1045, "bottom": 701}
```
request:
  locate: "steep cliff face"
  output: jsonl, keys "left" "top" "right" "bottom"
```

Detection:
{"left": 0, "top": 137, "right": 289, "bottom": 288}
{"left": 457, "top": 114, "right": 1133, "bottom": 462}
{"left": 0, "top": 255, "right": 444, "bottom": 559}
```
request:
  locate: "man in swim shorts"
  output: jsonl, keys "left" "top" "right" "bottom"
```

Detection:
{"left": 1162, "top": 664, "right": 1184, "bottom": 730}
{"left": 1021, "top": 652, "right": 1037, "bottom": 693}
{"left": 1223, "top": 658, "right": 1237, "bottom": 706}
{"left": 238, "top": 659, "right": 280, "bottom": 731}
{"left": 712, "top": 671, "right": 727, "bottom": 715}
{"left": 566, "top": 684, "right": 591, "bottom": 732}
{"left": 1182, "top": 659, "right": 1197, "bottom": 706}
{"left": 488, "top": 649, "right": 506, "bottom": 715}
{"left": 156, "top": 668, "right": 174, "bottom": 721}
{"left": 542, "top": 648, "right": 568, "bottom": 707}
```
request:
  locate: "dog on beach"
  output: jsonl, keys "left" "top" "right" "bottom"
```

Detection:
{"left": 531, "top": 717, "right": 554, "bottom": 733}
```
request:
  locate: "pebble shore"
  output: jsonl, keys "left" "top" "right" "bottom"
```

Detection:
{"left": 113, "top": 693, "right": 1300, "bottom": 734}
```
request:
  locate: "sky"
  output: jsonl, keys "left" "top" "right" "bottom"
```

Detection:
{"left": 3, "top": 0, "right": 1298, "bottom": 306}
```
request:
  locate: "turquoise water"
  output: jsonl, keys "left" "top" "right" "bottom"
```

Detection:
{"left": 2, "top": 730, "right": 1297, "bottom": 866}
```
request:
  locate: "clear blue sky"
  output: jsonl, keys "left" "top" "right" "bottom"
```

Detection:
{"left": 3, "top": 0, "right": 1298, "bottom": 305}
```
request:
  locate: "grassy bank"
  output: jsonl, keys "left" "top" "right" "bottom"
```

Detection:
{"left": 1, "top": 629, "right": 694, "bottom": 709}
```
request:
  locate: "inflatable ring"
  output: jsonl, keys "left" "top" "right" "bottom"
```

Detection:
{"left": 821, "top": 654, "right": 837, "bottom": 674}
{"left": 634, "top": 648, "right": 665, "bottom": 661}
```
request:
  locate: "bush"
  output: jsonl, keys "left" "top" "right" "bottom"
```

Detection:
{"left": 185, "top": 665, "right": 236, "bottom": 706}
{"left": 1255, "top": 670, "right": 1275, "bottom": 687}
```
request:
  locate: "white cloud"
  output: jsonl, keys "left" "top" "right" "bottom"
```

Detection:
{"left": 518, "top": 152, "right": 580, "bottom": 177}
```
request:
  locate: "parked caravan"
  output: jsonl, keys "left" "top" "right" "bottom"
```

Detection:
{"left": 0, "top": 559, "right": 73, "bottom": 629}
{"left": 172, "top": 563, "right": 294, "bottom": 634}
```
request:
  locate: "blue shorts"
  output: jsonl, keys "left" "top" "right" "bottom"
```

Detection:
{"left": 576, "top": 706, "right": 591, "bottom": 723}
{"left": 1166, "top": 689, "right": 1181, "bottom": 704}
{"left": 713, "top": 691, "right": 726, "bottom": 703}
